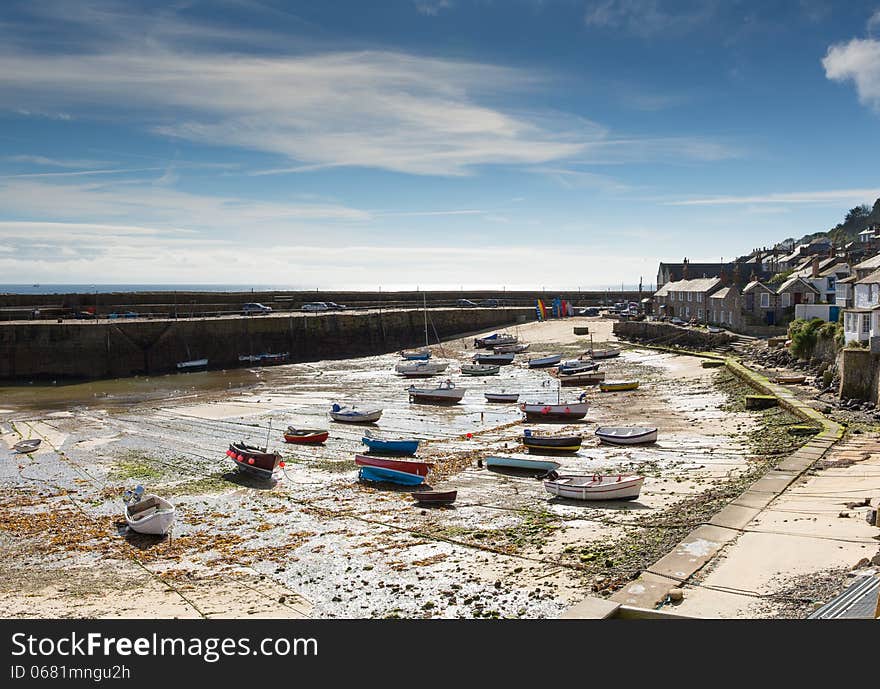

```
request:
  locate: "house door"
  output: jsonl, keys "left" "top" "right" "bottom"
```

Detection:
{"left": 794, "top": 292, "right": 803, "bottom": 305}
{"left": 767, "top": 311, "right": 775, "bottom": 325}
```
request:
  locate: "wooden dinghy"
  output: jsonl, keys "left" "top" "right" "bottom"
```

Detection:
{"left": 473, "top": 352, "right": 515, "bottom": 366}
{"left": 13, "top": 438, "right": 41, "bottom": 453}
{"left": 526, "top": 354, "right": 563, "bottom": 369}
{"left": 408, "top": 380, "right": 466, "bottom": 404}
{"left": 361, "top": 431, "right": 420, "bottom": 456}
{"left": 283, "top": 427, "right": 329, "bottom": 445}
{"left": 522, "top": 429, "right": 582, "bottom": 453}
{"left": 587, "top": 348, "right": 621, "bottom": 360}
{"left": 411, "top": 490, "right": 457, "bottom": 505}
{"left": 520, "top": 399, "right": 589, "bottom": 421}
{"left": 400, "top": 348, "right": 431, "bottom": 360}
{"left": 329, "top": 404, "right": 383, "bottom": 423}
{"left": 354, "top": 453, "right": 432, "bottom": 476}
{"left": 227, "top": 442, "right": 284, "bottom": 479}
{"left": 358, "top": 465, "right": 426, "bottom": 486}
{"left": 123, "top": 486, "right": 176, "bottom": 536}
{"left": 595, "top": 426, "right": 658, "bottom": 445}
{"left": 485, "top": 456, "right": 561, "bottom": 474}
{"left": 493, "top": 343, "right": 529, "bottom": 354}
{"left": 395, "top": 360, "right": 449, "bottom": 377}
{"left": 558, "top": 371, "right": 605, "bottom": 386}
{"left": 176, "top": 358, "right": 208, "bottom": 372}
{"left": 543, "top": 474, "right": 644, "bottom": 501}
{"left": 774, "top": 373, "right": 806, "bottom": 385}
{"left": 485, "top": 391, "right": 519, "bottom": 402}
{"left": 599, "top": 380, "right": 639, "bottom": 392}
{"left": 461, "top": 363, "right": 500, "bottom": 376}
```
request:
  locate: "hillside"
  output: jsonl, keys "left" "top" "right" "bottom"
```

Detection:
{"left": 782, "top": 197, "right": 880, "bottom": 248}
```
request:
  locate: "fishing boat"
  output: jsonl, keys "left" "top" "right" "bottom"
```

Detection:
{"left": 355, "top": 454, "right": 432, "bottom": 476}
{"left": 599, "top": 380, "right": 639, "bottom": 392}
{"left": 595, "top": 426, "right": 658, "bottom": 445}
{"left": 485, "top": 391, "right": 519, "bottom": 402}
{"left": 329, "top": 404, "right": 383, "bottom": 423}
{"left": 358, "top": 465, "right": 426, "bottom": 486}
{"left": 394, "top": 360, "right": 449, "bottom": 377}
{"left": 283, "top": 428, "right": 329, "bottom": 445}
{"left": 543, "top": 474, "right": 644, "bottom": 501}
{"left": 520, "top": 400, "right": 589, "bottom": 421}
{"left": 399, "top": 348, "right": 431, "bottom": 360}
{"left": 485, "top": 456, "right": 561, "bottom": 473}
{"left": 408, "top": 380, "right": 466, "bottom": 404}
{"left": 587, "top": 348, "right": 621, "bottom": 360}
{"left": 226, "top": 442, "right": 284, "bottom": 479}
{"left": 361, "top": 431, "right": 420, "bottom": 456}
{"left": 176, "top": 358, "right": 208, "bottom": 372}
{"left": 123, "top": 486, "right": 176, "bottom": 536}
{"left": 411, "top": 490, "right": 457, "bottom": 505}
{"left": 239, "top": 352, "right": 290, "bottom": 365}
{"left": 461, "top": 363, "right": 500, "bottom": 376}
{"left": 522, "top": 429, "right": 582, "bottom": 453}
{"left": 526, "top": 354, "right": 563, "bottom": 369}
{"left": 474, "top": 332, "right": 518, "bottom": 349}
{"left": 473, "top": 352, "right": 515, "bottom": 366}
{"left": 775, "top": 373, "right": 806, "bottom": 385}
{"left": 12, "top": 439, "right": 41, "bottom": 453}
{"left": 493, "top": 343, "right": 530, "bottom": 354}
{"left": 559, "top": 371, "right": 605, "bottom": 386}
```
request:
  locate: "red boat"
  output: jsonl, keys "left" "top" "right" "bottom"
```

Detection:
{"left": 226, "top": 442, "right": 283, "bottom": 479}
{"left": 284, "top": 428, "right": 329, "bottom": 445}
{"left": 354, "top": 454, "right": 433, "bottom": 477}
{"left": 411, "top": 490, "right": 457, "bottom": 505}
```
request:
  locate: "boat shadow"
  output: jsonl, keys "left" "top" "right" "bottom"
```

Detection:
{"left": 115, "top": 521, "right": 172, "bottom": 548}
{"left": 545, "top": 496, "right": 649, "bottom": 510}
{"left": 221, "top": 470, "right": 279, "bottom": 490}
{"left": 485, "top": 466, "right": 554, "bottom": 479}
{"left": 357, "top": 478, "right": 434, "bottom": 493}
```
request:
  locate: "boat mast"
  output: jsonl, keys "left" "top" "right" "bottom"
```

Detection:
{"left": 423, "top": 292, "right": 428, "bottom": 349}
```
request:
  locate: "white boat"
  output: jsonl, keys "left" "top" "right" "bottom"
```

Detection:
{"left": 527, "top": 354, "right": 563, "bottom": 369}
{"left": 493, "top": 343, "right": 529, "bottom": 354}
{"left": 13, "top": 439, "right": 41, "bottom": 453}
{"left": 474, "top": 332, "right": 518, "bottom": 348}
{"left": 176, "top": 358, "right": 208, "bottom": 371}
{"left": 587, "top": 348, "right": 621, "bottom": 360}
{"left": 520, "top": 400, "right": 589, "bottom": 420}
{"left": 595, "top": 426, "right": 658, "bottom": 445}
{"left": 408, "top": 380, "right": 466, "bottom": 404}
{"left": 461, "top": 363, "right": 500, "bottom": 376}
{"left": 485, "top": 391, "right": 519, "bottom": 403}
{"left": 394, "top": 360, "right": 449, "bottom": 377}
{"left": 330, "top": 404, "right": 383, "bottom": 423}
{"left": 543, "top": 474, "right": 644, "bottom": 501}
{"left": 123, "top": 486, "right": 176, "bottom": 536}
{"left": 400, "top": 347, "right": 432, "bottom": 360}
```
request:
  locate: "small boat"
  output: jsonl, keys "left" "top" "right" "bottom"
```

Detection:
{"left": 775, "top": 374, "right": 806, "bottom": 385}
{"left": 395, "top": 360, "right": 449, "bottom": 377}
{"left": 557, "top": 360, "right": 599, "bottom": 375}
{"left": 123, "top": 486, "right": 176, "bottom": 536}
{"left": 239, "top": 352, "right": 290, "bottom": 365}
{"left": 707, "top": 326, "right": 724, "bottom": 334}
{"left": 226, "top": 442, "right": 284, "bottom": 479}
{"left": 599, "top": 380, "right": 639, "bottom": 392}
{"left": 493, "top": 343, "right": 530, "bottom": 354}
{"left": 520, "top": 400, "right": 589, "bottom": 421}
{"left": 485, "top": 391, "right": 519, "bottom": 403}
{"left": 408, "top": 380, "right": 466, "bottom": 404}
{"left": 543, "top": 474, "right": 644, "bottom": 501}
{"left": 400, "top": 348, "right": 431, "bottom": 360}
{"left": 587, "top": 348, "right": 621, "bottom": 360}
{"left": 358, "top": 465, "right": 426, "bottom": 486}
{"left": 411, "top": 490, "right": 457, "bottom": 505}
{"left": 176, "top": 358, "right": 208, "bottom": 372}
{"left": 595, "top": 426, "right": 658, "bottom": 445}
{"left": 485, "top": 456, "right": 561, "bottom": 473}
{"left": 461, "top": 363, "right": 500, "bottom": 376}
{"left": 355, "top": 453, "right": 432, "bottom": 476}
{"left": 329, "top": 404, "right": 383, "bottom": 423}
{"left": 283, "top": 428, "right": 329, "bottom": 445}
{"left": 473, "top": 352, "right": 515, "bottom": 366}
{"left": 559, "top": 371, "right": 605, "bottom": 386}
{"left": 13, "top": 439, "right": 41, "bottom": 453}
{"left": 527, "top": 354, "right": 563, "bottom": 369}
{"left": 522, "top": 429, "right": 582, "bottom": 453}
{"left": 361, "top": 431, "right": 420, "bottom": 456}
{"left": 474, "top": 332, "right": 518, "bottom": 348}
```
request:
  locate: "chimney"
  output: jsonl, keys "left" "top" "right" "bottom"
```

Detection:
{"left": 811, "top": 255, "right": 820, "bottom": 278}
{"left": 682, "top": 257, "right": 689, "bottom": 280}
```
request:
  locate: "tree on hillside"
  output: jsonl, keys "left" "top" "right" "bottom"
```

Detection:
{"left": 845, "top": 204, "right": 872, "bottom": 223}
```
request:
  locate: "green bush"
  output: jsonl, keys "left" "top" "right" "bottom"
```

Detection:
{"left": 787, "top": 318, "right": 825, "bottom": 359}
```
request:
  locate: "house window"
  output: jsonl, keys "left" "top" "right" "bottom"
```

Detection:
{"left": 687, "top": 292, "right": 692, "bottom": 302}
{"left": 863, "top": 314, "right": 870, "bottom": 334}
{"left": 760, "top": 293, "right": 770, "bottom": 308}
{"left": 679, "top": 292, "right": 683, "bottom": 301}
{"left": 684, "top": 306, "right": 690, "bottom": 317}
{"left": 697, "top": 309, "right": 703, "bottom": 320}
{"left": 697, "top": 293, "right": 702, "bottom": 303}
{"left": 781, "top": 292, "right": 790, "bottom": 308}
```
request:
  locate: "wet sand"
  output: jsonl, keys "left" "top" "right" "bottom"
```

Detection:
{"left": 0, "top": 317, "right": 772, "bottom": 618}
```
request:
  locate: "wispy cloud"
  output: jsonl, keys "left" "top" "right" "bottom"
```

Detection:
{"left": 415, "top": 0, "right": 453, "bottom": 16}
{"left": 584, "top": 0, "right": 717, "bottom": 37}
{"left": 3, "top": 154, "right": 109, "bottom": 168}
{"left": 0, "top": 167, "right": 166, "bottom": 179}
{"left": 665, "top": 188, "right": 880, "bottom": 206}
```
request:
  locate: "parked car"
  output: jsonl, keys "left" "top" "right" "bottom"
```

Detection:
{"left": 480, "top": 299, "right": 500, "bottom": 307}
{"left": 301, "top": 302, "right": 329, "bottom": 312}
{"left": 456, "top": 299, "right": 479, "bottom": 307}
{"left": 670, "top": 317, "right": 686, "bottom": 326}
{"left": 242, "top": 302, "right": 272, "bottom": 315}
{"left": 108, "top": 311, "right": 139, "bottom": 319}
{"left": 325, "top": 302, "right": 346, "bottom": 310}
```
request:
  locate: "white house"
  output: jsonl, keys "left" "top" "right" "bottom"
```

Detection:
{"left": 842, "top": 269, "right": 880, "bottom": 345}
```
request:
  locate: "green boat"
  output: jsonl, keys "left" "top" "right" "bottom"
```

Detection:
{"left": 461, "top": 364, "right": 500, "bottom": 376}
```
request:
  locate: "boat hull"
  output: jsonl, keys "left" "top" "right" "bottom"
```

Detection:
{"left": 361, "top": 437, "right": 420, "bottom": 456}
{"left": 284, "top": 429, "right": 329, "bottom": 445}
{"left": 485, "top": 456, "right": 561, "bottom": 473}
{"left": 330, "top": 408, "right": 383, "bottom": 423}
{"left": 473, "top": 354, "right": 514, "bottom": 365}
{"left": 358, "top": 465, "right": 426, "bottom": 486}
{"left": 485, "top": 393, "right": 519, "bottom": 402}
{"left": 462, "top": 365, "right": 500, "bottom": 376}
{"left": 227, "top": 443, "right": 283, "bottom": 479}
{"left": 543, "top": 475, "right": 644, "bottom": 501}
{"left": 412, "top": 490, "right": 457, "bottom": 505}
{"left": 527, "top": 355, "right": 563, "bottom": 368}
{"left": 408, "top": 385, "right": 465, "bottom": 404}
{"left": 595, "top": 427, "right": 658, "bottom": 445}
{"left": 599, "top": 381, "right": 639, "bottom": 392}
{"left": 125, "top": 494, "right": 176, "bottom": 536}
{"left": 588, "top": 349, "right": 621, "bottom": 360}
{"left": 355, "top": 454, "right": 432, "bottom": 476}
{"left": 522, "top": 435, "right": 583, "bottom": 453}
{"left": 520, "top": 402, "right": 589, "bottom": 421}
{"left": 559, "top": 372, "right": 605, "bottom": 386}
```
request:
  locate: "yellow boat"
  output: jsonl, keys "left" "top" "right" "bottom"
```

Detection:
{"left": 599, "top": 380, "right": 639, "bottom": 392}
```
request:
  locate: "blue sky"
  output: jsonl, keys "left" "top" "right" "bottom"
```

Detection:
{"left": 1, "top": 0, "right": 879, "bottom": 289}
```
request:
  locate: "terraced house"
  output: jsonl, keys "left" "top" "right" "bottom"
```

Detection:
{"left": 653, "top": 277, "right": 722, "bottom": 322}
{"left": 842, "top": 269, "right": 880, "bottom": 346}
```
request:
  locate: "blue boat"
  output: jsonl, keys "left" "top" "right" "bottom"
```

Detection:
{"left": 362, "top": 431, "right": 420, "bottom": 456}
{"left": 400, "top": 348, "right": 431, "bottom": 360}
{"left": 484, "top": 456, "right": 561, "bottom": 473}
{"left": 358, "top": 465, "right": 426, "bottom": 486}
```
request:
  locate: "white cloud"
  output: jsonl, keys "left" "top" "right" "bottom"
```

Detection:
{"left": 3, "top": 155, "right": 108, "bottom": 168}
{"left": 665, "top": 188, "right": 880, "bottom": 206}
{"left": 584, "top": 0, "right": 716, "bottom": 37}
{"left": 869, "top": 10, "right": 880, "bottom": 35}
{"left": 415, "top": 1, "right": 453, "bottom": 16}
{"left": 823, "top": 38, "right": 880, "bottom": 111}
